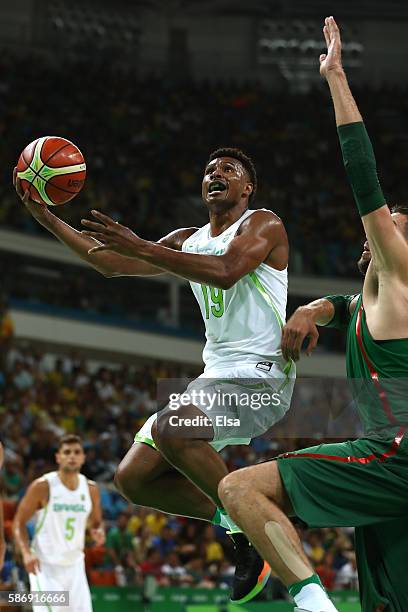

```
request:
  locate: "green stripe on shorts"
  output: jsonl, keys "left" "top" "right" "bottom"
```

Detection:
{"left": 134, "top": 433, "right": 157, "bottom": 450}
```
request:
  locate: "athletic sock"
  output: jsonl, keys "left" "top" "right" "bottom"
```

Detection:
{"left": 212, "top": 507, "right": 242, "bottom": 534}
{"left": 289, "top": 575, "right": 338, "bottom": 612}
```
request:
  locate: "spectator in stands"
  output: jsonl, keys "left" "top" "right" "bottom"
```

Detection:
{"left": 151, "top": 525, "right": 176, "bottom": 558}
{"left": 200, "top": 525, "right": 224, "bottom": 564}
{"left": 161, "top": 552, "right": 188, "bottom": 586}
{"left": 138, "top": 547, "right": 163, "bottom": 580}
{"left": 335, "top": 553, "right": 359, "bottom": 591}
{"left": 106, "top": 511, "right": 134, "bottom": 568}
{"left": 316, "top": 550, "right": 337, "bottom": 592}
{"left": 0, "top": 297, "right": 13, "bottom": 372}
{"left": 2, "top": 457, "right": 24, "bottom": 499}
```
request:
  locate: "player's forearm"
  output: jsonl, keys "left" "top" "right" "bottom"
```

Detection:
{"left": 135, "top": 241, "right": 234, "bottom": 288}
{"left": 297, "top": 299, "right": 335, "bottom": 327}
{"left": 13, "top": 521, "right": 31, "bottom": 557}
{"left": 41, "top": 215, "right": 161, "bottom": 277}
{"left": 326, "top": 68, "right": 362, "bottom": 127}
{"left": 326, "top": 71, "right": 385, "bottom": 219}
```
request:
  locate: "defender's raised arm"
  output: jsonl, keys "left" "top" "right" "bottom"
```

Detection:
{"left": 321, "top": 16, "right": 408, "bottom": 279}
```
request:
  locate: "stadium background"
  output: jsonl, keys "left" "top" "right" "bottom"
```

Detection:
{"left": 1, "top": 0, "right": 407, "bottom": 610}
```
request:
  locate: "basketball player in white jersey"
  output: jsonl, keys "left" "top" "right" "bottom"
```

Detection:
{"left": 14, "top": 147, "right": 294, "bottom": 603}
{"left": 13, "top": 435, "right": 105, "bottom": 612}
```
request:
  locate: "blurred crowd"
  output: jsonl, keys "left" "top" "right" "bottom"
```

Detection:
{"left": 0, "top": 338, "right": 360, "bottom": 596}
{"left": 1, "top": 51, "right": 408, "bottom": 278}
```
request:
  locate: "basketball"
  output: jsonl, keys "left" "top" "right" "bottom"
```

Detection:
{"left": 16, "top": 136, "right": 86, "bottom": 206}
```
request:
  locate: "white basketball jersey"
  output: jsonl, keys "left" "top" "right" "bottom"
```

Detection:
{"left": 32, "top": 472, "right": 92, "bottom": 566}
{"left": 182, "top": 209, "right": 290, "bottom": 372}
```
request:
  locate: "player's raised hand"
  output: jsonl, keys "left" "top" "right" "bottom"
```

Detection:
{"left": 319, "top": 16, "right": 343, "bottom": 79}
{"left": 281, "top": 308, "right": 319, "bottom": 361}
{"left": 23, "top": 551, "right": 41, "bottom": 575}
{"left": 13, "top": 167, "right": 50, "bottom": 223}
{"left": 81, "top": 210, "right": 144, "bottom": 257}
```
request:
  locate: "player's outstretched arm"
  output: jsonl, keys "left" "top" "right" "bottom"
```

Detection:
{"left": 13, "top": 479, "right": 48, "bottom": 575}
{"left": 88, "top": 481, "right": 105, "bottom": 546}
{"left": 81, "top": 209, "right": 286, "bottom": 288}
{"left": 281, "top": 295, "right": 358, "bottom": 361}
{"left": 321, "top": 17, "right": 408, "bottom": 278}
{"left": 13, "top": 170, "right": 189, "bottom": 277}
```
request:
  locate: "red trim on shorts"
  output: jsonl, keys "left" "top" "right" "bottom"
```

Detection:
{"left": 280, "top": 427, "right": 406, "bottom": 464}
{"left": 355, "top": 306, "right": 397, "bottom": 425}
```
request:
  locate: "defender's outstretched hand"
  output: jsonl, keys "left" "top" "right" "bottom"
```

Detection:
{"left": 281, "top": 308, "right": 320, "bottom": 362}
{"left": 81, "top": 210, "right": 143, "bottom": 257}
{"left": 320, "top": 16, "right": 343, "bottom": 79}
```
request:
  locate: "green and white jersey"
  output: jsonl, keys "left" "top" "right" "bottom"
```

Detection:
{"left": 182, "top": 209, "right": 290, "bottom": 372}
{"left": 32, "top": 472, "right": 92, "bottom": 566}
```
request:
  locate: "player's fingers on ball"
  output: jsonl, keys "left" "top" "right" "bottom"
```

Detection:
{"left": 13, "top": 166, "right": 17, "bottom": 186}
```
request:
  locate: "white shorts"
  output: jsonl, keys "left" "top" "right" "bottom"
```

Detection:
{"left": 135, "top": 360, "right": 295, "bottom": 452}
{"left": 29, "top": 559, "right": 92, "bottom": 612}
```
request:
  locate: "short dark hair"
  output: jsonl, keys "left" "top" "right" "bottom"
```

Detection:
{"left": 391, "top": 204, "right": 408, "bottom": 216}
{"left": 57, "top": 434, "right": 83, "bottom": 450}
{"left": 206, "top": 147, "right": 257, "bottom": 204}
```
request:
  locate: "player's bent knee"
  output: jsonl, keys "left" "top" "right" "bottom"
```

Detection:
{"left": 218, "top": 471, "right": 247, "bottom": 512}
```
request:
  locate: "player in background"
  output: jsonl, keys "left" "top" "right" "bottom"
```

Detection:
{"left": 0, "top": 442, "right": 5, "bottom": 570}
{"left": 13, "top": 435, "right": 105, "bottom": 612}
{"left": 218, "top": 17, "right": 408, "bottom": 612}
{"left": 14, "top": 146, "right": 295, "bottom": 603}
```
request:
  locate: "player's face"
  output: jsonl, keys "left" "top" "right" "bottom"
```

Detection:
{"left": 357, "top": 212, "right": 408, "bottom": 275}
{"left": 56, "top": 443, "right": 85, "bottom": 473}
{"left": 202, "top": 157, "right": 253, "bottom": 210}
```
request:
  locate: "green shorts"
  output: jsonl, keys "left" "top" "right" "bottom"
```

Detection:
{"left": 277, "top": 433, "right": 408, "bottom": 611}
{"left": 277, "top": 434, "right": 408, "bottom": 528}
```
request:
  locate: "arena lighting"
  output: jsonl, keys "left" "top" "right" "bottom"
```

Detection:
{"left": 47, "top": 0, "right": 141, "bottom": 47}
{"left": 257, "top": 19, "right": 364, "bottom": 78}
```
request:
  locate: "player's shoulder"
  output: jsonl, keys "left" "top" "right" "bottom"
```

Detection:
{"left": 238, "top": 209, "right": 285, "bottom": 234}
{"left": 27, "top": 476, "right": 50, "bottom": 498}
{"left": 160, "top": 227, "right": 199, "bottom": 250}
{"left": 87, "top": 478, "right": 98, "bottom": 488}
{"left": 34, "top": 470, "right": 55, "bottom": 484}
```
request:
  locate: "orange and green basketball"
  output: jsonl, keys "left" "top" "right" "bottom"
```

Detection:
{"left": 16, "top": 136, "right": 86, "bottom": 206}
